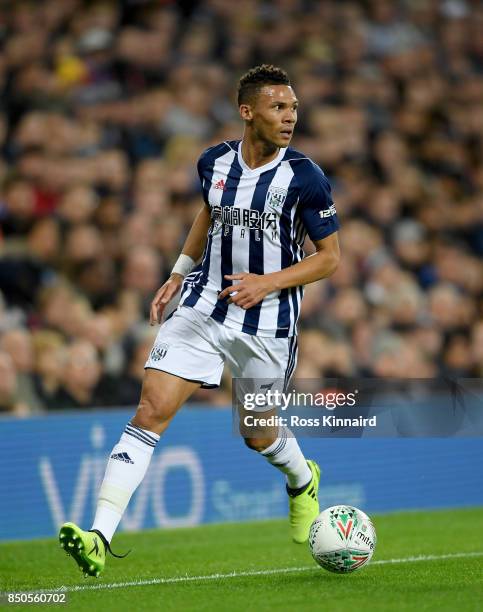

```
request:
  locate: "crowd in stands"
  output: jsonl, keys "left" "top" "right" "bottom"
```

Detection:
{"left": 0, "top": 0, "right": 481, "bottom": 414}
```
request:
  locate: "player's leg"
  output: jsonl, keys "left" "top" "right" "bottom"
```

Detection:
{"left": 59, "top": 306, "right": 225, "bottom": 577}
{"left": 256, "top": 432, "right": 320, "bottom": 544}
{"left": 232, "top": 334, "right": 312, "bottom": 488}
{"left": 59, "top": 369, "right": 200, "bottom": 577}
{"left": 91, "top": 368, "right": 200, "bottom": 541}
{"left": 244, "top": 426, "right": 314, "bottom": 490}
{"left": 229, "top": 334, "right": 320, "bottom": 543}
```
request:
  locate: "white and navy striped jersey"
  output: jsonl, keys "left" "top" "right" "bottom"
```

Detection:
{"left": 179, "top": 140, "right": 339, "bottom": 337}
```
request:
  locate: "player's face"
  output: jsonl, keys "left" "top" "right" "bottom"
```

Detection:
{"left": 243, "top": 85, "right": 298, "bottom": 148}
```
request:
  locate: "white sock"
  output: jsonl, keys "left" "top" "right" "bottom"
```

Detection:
{"left": 260, "top": 426, "right": 312, "bottom": 489}
{"left": 91, "top": 422, "right": 160, "bottom": 542}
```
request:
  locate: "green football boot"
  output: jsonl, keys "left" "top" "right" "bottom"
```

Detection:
{"left": 287, "top": 460, "right": 321, "bottom": 544}
{"left": 59, "top": 523, "right": 106, "bottom": 578}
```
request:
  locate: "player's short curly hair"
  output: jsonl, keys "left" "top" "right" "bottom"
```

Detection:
{"left": 237, "top": 64, "right": 290, "bottom": 106}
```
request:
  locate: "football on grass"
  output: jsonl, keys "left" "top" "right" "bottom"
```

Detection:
{"left": 309, "top": 505, "right": 376, "bottom": 573}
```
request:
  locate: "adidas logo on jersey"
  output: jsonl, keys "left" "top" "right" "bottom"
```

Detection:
{"left": 214, "top": 179, "right": 227, "bottom": 191}
{"left": 110, "top": 452, "right": 134, "bottom": 464}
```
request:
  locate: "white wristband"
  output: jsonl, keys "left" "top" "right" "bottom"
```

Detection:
{"left": 171, "top": 254, "right": 196, "bottom": 277}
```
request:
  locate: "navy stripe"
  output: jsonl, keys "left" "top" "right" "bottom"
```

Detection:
{"left": 125, "top": 425, "right": 157, "bottom": 447}
{"left": 288, "top": 337, "right": 299, "bottom": 384}
{"left": 289, "top": 208, "right": 306, "bottom": 335}
{"left": 272, "top": 438, "right": 287, "bottom": 456}
{"left": 284, "top": 336, "right": 298, "bottom": 390}
{"left": 291, "top": 337, "right": 299, "bottom": 381}
{"left": 125, "top": 425, "right": 157, "bottom": 446}
{"left": 242, "top": 167, "right": 279, "bottom": 334}
{"left": 276, "top": 293, "right": 290, "bottom": 337}
{"left": 125, "top": 427, "right": 157, "bottom": 448}
{"left": 183, "top": 232, "right": 214, "bottom": 307}
{"left": 264, "top": 439, "right": 284, "bottom": 457}
{"left": 183, "top": 148, "right": 220, "bottom": 308}
{"left": 290, "top": 288, "right": 299, "bottom": 337}
{"left": 282, "top": 148, "right": 307, "bottom": 163}
{"left": 124, "top": 429, "right": 156, "bottom": 447}
{"left": 287, "top": 228, "right": 299, "bottom": 338}
{"left": 294, "top": 213, "right": 307, "bottom": 334}
{"left": 126, "top": 422, "right": 158, "bottom": 444}
{"left": 294, "top": 215, "right": 306, "bottom": 257}
{"left": 211, "top": 155, "right": 243, "bottom": 324}
{"left": 180, "top": 268, "right": 202, "bottom": 300}
{"left": 284, "top": 335, "right": 295, "bottom": 390}
{"left": 276, "top": 194, "right": 297, "bottom": 337}
{"left": 264, "top": 437, "right": 287, "bottom": 457}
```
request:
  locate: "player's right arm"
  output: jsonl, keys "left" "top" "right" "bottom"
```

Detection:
{"left": 150, "top": 203, "right": 211, "bottom": 325}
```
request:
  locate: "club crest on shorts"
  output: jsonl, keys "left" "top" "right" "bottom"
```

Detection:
{"left": 150, "top": 343, "right": 169, "bottom": 361}
{"left": 265, "top": 186, "right": 288, "bottom": 212}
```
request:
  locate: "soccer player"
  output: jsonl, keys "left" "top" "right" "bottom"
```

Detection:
{"left": 59, "top": 65, "right": 340, "bottom": 577}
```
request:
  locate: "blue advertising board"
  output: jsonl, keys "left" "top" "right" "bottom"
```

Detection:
{"left": 0, "top": 407, "right": 482, "bottom": 541}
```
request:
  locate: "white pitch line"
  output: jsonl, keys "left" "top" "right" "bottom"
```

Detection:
{"left": 21, "top": 550, "right": 481, "bottom": 594}
{"left": 371, "top": 551, "right": 483, "bottom": 565}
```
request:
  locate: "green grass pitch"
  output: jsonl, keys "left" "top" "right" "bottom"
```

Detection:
{"left": 1, "top": 508, "right": 482, "bottom": 611}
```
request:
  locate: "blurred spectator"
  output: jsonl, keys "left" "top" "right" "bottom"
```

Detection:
{"left": 32, "top": 329, "right": 66, "bottom": 406}
{"left": 122, "top": 246, "right": 163, "bottom": 317}
{"left": 49, "top": 339, "right": 110, "bottom": 409}
{"left": 0, "top": 0, "right": 481, "bottom": 413}
{"left": 0, "top": 351, "right": 29, "bottom": 416}
{"left": 0, "top": 327, "right": 44, "bottom": 412}
{"left": 111, "top": 328, "right": 158, "bottom": 406}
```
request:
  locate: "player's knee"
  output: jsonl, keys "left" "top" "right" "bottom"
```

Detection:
{"left": 244, "top": 437, "right": 275, "bottom": 452}
{"left": 133, "top": 383, "right": 174, "bottom": 430}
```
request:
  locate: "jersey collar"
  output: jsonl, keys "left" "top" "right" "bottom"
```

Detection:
{"left": 237, "top": 141, "right": 287, "bottom": 175}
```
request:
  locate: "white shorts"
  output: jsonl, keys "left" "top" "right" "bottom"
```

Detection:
{"left": 145, "top": 306, "right": 298, "bottom": 395}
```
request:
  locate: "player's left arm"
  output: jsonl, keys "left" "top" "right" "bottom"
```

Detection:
{"left": 219, "top": 232, "right": 339, "bottom": 309}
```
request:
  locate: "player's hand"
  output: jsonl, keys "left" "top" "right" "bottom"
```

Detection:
{"left": 150, "top": 274, "right": 183, "bottom": 325}
{"left": 219, "top": 273, "right": 276, "bottom": 309}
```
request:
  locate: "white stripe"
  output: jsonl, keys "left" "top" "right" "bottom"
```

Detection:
{"left": 32, "top": 551, "right": 483, "bottom": 594}
{"left": 203, "top": 149, "right": 235, "bottom": 305}
{"left": 257, "top": 163, "right": 295, "bottom": 334}
{"left": 183, "top": 149, "right": 236, "bottom": 311}
{"left": 225, "top": 172, "right": 259, "bottom": 327}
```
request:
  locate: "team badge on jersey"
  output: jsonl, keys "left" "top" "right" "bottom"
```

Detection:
{"left": 150, "top": 343, "right": 169, "bottom": 361}
{"left": 265, "top": 186, "right": 288, "bottom": 211}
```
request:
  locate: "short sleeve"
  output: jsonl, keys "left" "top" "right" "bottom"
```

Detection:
{"left": 298, "top": 161, "right": 339, "bottom": 241}
{"left": 196, "top": 142, "right": 230, "bottom": 207}
{"left": 197, "top": 152, "right": 210, "bottom": 206}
